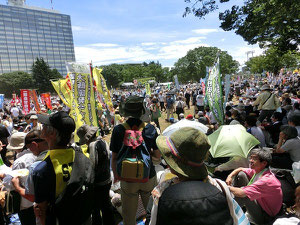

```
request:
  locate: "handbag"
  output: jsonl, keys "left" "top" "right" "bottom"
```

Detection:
{"left": 5, "top": 190, "right": 21, "bottom": 214}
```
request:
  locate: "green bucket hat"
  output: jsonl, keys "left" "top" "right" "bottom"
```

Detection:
{"left": 119, "top": 95, "right": 145, "bottom": 118}
{"left": 156, "top": 127, "right": 211, "bottom": 180}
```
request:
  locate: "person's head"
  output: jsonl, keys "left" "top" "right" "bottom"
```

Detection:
{"left": 24, "top": 114, "right": 32, "bottom": 124}
{"left": 225, "top": 105, "right": 232, "bottom": 112}
{"left": 179, "top": 113, "right": 185, "bottom": 120}
{"left": 38, "top": 111, "right": 75, "bottom": 149}
{"left": 7, "top": 132, "right": 26, "bottom": 153}
{"left": 285, "top": 98, "right": 292, "bottom": 105}
{"left": 280, "top": 125, "right": 298, "bottom": 140}
{"left": 271, "top": 112, "right": 282, "bottom": 122}
{"left": 25, "top": 130, "right": 48, "bottom": 156}
{"left": 261, "top": 84, "right": 272, "bottom": 92}
{"left": 225, "top": 111, "right": 232, "bottom": 118}
{"left": 30, "top": 115, "right": 38, "bottom": 126}
{"left": 119, "top": 95, "right": 145, "bottom": 119}
{"left": 76, "top": 125, "right": 98, "bottom": 145}
{"left": 245, "top": 115, "right": 257, "bottom": 127}
{"left": 288, "top": 112, "right": 300, "bottom": 126}
{"left": 185, "top": 114, "right": 193, "bottom": 120}
{"left": 248, "top": 148, "right": 272, "bottom": 171}
{"left": 156, "top": 127, "right": 210, "bottom": 181}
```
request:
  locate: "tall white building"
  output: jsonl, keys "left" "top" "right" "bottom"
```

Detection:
{"left": 0, "top": 0, "right": 75, "bottom": 76}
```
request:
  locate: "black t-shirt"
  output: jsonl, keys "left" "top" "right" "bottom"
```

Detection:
{"left": 110, "top": 118, "right": 158, "bottom": 178}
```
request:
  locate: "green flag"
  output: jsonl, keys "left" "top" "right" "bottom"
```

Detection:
{"left": 205, "top": 58, "right": 224, "bottom": 125}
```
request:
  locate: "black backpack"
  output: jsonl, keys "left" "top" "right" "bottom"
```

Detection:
{"left": 89, "top": 137, "right": 111, "bottom": 186}
{"left": 274, "top": 170, "right": 297, "bottom": 207}
{"left": 52, "top": 146, "right": 95, "bottom": 225}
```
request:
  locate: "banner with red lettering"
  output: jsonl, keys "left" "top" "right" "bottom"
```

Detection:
{"left": 20, "top": 90, "right": 31, "bottom": 114}
{"left": 30, "top": 90, "right": 41, "bottom": 113}
{"left": 40, "top": 93, "right": 52, "bottom": 110}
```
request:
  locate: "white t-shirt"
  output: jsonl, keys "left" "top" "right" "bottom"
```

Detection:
{"left": 10, "top": 107, "right": 19, "bottom": 117}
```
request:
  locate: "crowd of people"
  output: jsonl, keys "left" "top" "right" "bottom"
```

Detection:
{"left": 0, "top": 72, "right": 299, "bottom": 225}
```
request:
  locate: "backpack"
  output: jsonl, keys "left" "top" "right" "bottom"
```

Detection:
{"left": 116, "top": 122, "right": 151, "bottom": 183}
{"left": 53, "top": 146, "right": 95, "bottom": 225}
{"left": 274, "top": 169, "right": 297, "bottom": 207}
{"left": 89, "top": 138, "right": 111, "bottom": 186}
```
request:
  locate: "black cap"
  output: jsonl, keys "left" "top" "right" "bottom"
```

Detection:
{"left": 38, "top": 111, "right": 75, "bottom": 134}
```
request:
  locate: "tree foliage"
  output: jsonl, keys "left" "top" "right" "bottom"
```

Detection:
{"left": 246, "top": 47, "right": 300, "bottom": 74}
{"left": 101, "top": 61, "right": 171, "bottom": 88}
{"left": 184, "top": 0, "right": 300, "bottom": 52}
{"left": 172, "top": 46, "right": 239, "bottom": 83}
{"left": 0, "top": 71, "right": 34, "bottom": 96}
{"left": 31, "top": 58, "right": 62, "bottom": 93}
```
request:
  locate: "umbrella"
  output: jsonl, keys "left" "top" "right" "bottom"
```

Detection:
{"left": 162, "top": 119, "right": 208, "bottom": 136}
{"left": 208, "top": 124, "right": 260, "bottom": 158}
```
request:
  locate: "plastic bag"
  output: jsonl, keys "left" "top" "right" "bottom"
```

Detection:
{"left": 292, "top": 161, "right": 300, "bottom": 183}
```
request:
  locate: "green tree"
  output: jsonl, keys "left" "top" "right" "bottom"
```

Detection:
{"left": 100, "top": 61, "right": 171, "bottom": 87}
{"left": 31, "top": 58, "right": 62, "bottom": 93}
{"left": 172, "top": 46, "right": 239, "bottom": 83}
{"left": 0, "top": 71, "right": 34, "bottom": 96}
{"left": 101, "top": 64, "right": 123, "bottom": 88}
{"left": 183, "top": 0, "right": 299, "bottom": 52}
{"left": 246, "top": 47, "right": 300, "bottom": 74}
{"left": 245, "top": 55, "right": 266, "bottom": 74}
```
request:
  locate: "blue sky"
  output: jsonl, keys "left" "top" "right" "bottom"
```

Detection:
{"left": 4, "top": 0, "right": 264, "bottom": 67}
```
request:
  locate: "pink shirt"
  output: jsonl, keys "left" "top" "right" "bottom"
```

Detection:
{"left": 241, "top": 168, "right": 282, "bottom": 217}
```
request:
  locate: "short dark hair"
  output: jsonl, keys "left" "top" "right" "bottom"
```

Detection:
{"left": 245, "top": 115, "right": 257, "bottom": 127}
{"left": 281, "top": 125, "right": 298, "bottom": 139}
{"left": 250, "top": 148, "right": 272, "bottom": 167}
{"left": 272, "top": 112, "right": 282, "bottom": 121}
{"left": 25, "top": 130, "right": 44, "bottom": 146}
{"left": 287, "top": 112, "right": 300, "bottom": 126}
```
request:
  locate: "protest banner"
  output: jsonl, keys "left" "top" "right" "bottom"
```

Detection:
{"left": 224, "top": 74, "right": 231, "bottom": 110}
{"left": 145, "top": 83, "right": 151, "bottom": 96}
{"left": 67, "top": 63, "right": 98, "bottom": 141}
{"left": 30, "top": 90, "right": 41, "bottom": 113}
{"left": 205, "top": 58, "right": 224, "bottom": 125}
{"left": 92, "top": 67, "right": 113, "bottom": 112}
{"left": 0, "top": 94, "right": 4, "bottom": 109}
{"left": 51, "top": 79, "right": 71, "bottom": 107}
{"left": 20, "top": 90, "right": 31, "bottom": 114}
{"left": 40, "top": 93, "right": 52, "bottom": 110}
{"left": 174, "top": 75, "right": 180, "bottom": 90}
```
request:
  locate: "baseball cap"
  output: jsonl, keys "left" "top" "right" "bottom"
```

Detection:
{"left": 38, "top": 111, "right": 75, "bottom": 133}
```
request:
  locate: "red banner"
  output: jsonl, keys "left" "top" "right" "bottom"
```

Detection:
{"left": 40, "top": 93, "right": 52, "bottom": 110}
{"left": 30, "top": 90, "right": 41, "bottom": 113}
{"left": 20, "top": 90, "right": 31, "bottom": 114}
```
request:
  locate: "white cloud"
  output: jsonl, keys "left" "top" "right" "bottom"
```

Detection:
{"left": 171, "top": 37, "right": 206, "bottom": 45}
{"left": 88, "top": 43, "right": 119, "bottom": 47}
{"left": 74, "top": 36, "right": 210, "bottom": 66}
{"left": 226, "top": 46, "right": 265, "bottom": 65}
{"left": 192, "top": 28, "right": 219, "bottom": 35}
{"left": 72, "top": 26, "right": 86, "bottom": 31}
{"left": 141, "top": 42, "right": 157, "bottom": 46}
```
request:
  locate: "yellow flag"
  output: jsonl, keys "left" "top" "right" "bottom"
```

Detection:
{"left": 145, "top": 83, "right": 151, "bottom": 96}
{"left": 68, "top": 72, "right": 98, "bottom": 142}
{"left": 51, "top": 79, "right": 71, "bottom": 107}
{"left": 92, "top": 68, "right": 113, "bottom": 111}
